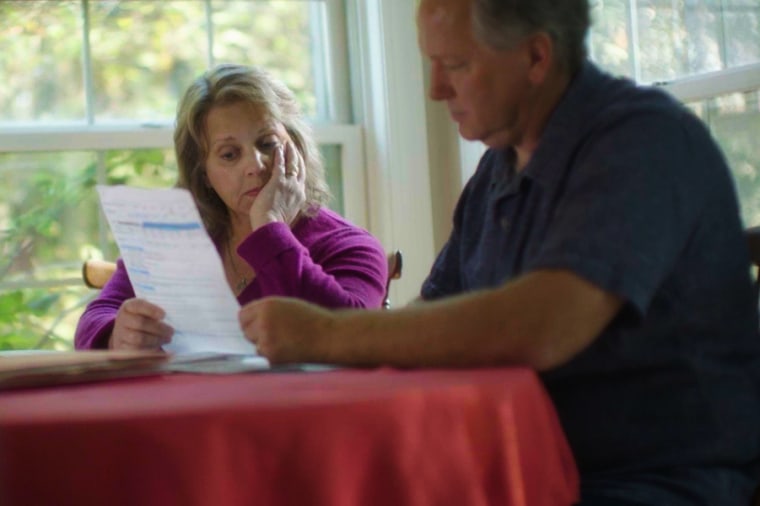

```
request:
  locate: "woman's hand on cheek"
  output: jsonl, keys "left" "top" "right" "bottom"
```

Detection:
{"left": 249, "top": 141, "right": 306, "bottom": 231}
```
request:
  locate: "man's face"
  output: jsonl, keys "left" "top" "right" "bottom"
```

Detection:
{"left": 417, "top": 0, "right": 533, "bottom": 149}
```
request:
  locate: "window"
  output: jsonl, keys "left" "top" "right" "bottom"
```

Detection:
{"left": 0, "top": 0, "right": 359, "bottom": 350}
{"left": 588, "top": 0, "right": 760, "bottom": 226}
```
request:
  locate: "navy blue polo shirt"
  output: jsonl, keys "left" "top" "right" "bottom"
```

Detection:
{"left": 422, "top": 62, "right": 760, "bottom": 504}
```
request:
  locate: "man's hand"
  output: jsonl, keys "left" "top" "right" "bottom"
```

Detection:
{"left": 109, "top": 298, "right": 174, "bottom": 350}
{"left": 239, "top": 297, "right": 333, "bottom": 364}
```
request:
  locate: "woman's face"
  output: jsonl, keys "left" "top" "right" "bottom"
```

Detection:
{"left": 203, "top": 101, "right": 292, "bottom": 228}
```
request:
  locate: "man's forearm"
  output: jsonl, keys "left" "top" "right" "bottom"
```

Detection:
{"left": 318, "top": 270, "right": 622, "bottom": 370}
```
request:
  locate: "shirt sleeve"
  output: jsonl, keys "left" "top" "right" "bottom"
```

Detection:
{"left": 74, "top": 259, "right": 135, "bottom": 349}
{"left": 237, "top": 221, "right": 388, "bottom": 309}
{"left": 530, "top": 110, "right": 717, "bottom": 316}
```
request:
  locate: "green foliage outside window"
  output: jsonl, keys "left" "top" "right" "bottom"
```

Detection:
{"left": 0, "top": 150, "right": 178, "bottom": 351}
{"left": 0, "top": 0, "right": 317, "bottom": 122}
{"left": 0, "top": 0, "right": 322, "bottom": 351}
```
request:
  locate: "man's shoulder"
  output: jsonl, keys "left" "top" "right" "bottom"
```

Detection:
{"left": 537, "top": 63, "right": 694, "bottom": 169}
{"left": 561, "top": 66, "right": 716, "bottom": 172}
{"left": 592, "top": 66, "right": 704, "bottom": 136}
{"left": 562, "top": 63, "right": 682, "bottom": 127}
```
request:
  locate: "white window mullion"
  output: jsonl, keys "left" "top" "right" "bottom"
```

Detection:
{"left": 660, "top": 62, "right": 760, "bottom": 103}
{"left": 717, "top": 0, "right": 728, "bottom": 69}
{"left": 321, "top": 0, "right": 352, "bottom": 123}
{"left": 309, "top": 1, "right": 331, "bottom": 122}
{"left": 205, "top": 0, "right": 214, "bottom": 67}
{"left": 0, "top": 124, "right": 175, "bottom": 152}
{"left": 81, "top": 0, "right": 95, "bottom": 125}
{"left": 626, "top": 0, "right": 641, "bottom": 83}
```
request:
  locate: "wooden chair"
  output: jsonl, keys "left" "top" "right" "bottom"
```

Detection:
{"left": 383, "top": 250, "right": 403, "bottom": 309}
{"left": 746, "top": 226, "right": 760, "bottom": 301}
{"left": 83, "top": 250, "right": 404, "bottom": 308}
{"left": 82, "top": 259, "right": 117, "bottom": 289}
{"left": 742, "top": 227, "right": 760, "bottom": 506}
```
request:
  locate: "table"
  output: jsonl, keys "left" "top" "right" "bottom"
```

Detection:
{"left": 0, "top": 367, "right": 578, "bottom": 506}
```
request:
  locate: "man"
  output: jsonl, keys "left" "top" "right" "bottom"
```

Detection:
{"left": 239, "top": 0, "right": 760, "bottom": 503}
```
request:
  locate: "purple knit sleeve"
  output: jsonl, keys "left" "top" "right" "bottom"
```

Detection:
{"left": 237, "top": 214, "right": 388, "bottom": 309}
{"left": 74, "top": 259, "right": 136, "bottom": 349}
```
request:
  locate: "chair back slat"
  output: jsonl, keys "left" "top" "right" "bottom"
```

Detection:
{"left": 383, "top": 250, "right": 403, "bottom": 309}
{"left": 746, "top": 227, "right": 760, "bottom": 302}
{"left": 82, "top": 260, "right": 117, "bottom": 289}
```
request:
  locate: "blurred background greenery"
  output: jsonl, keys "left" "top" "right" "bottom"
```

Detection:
{"left": 0, "top": 0, "right": 324, "bottom": 350}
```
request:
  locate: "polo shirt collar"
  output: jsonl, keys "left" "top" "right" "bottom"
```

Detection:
{"left": 490, "top": 148, "right": 520, "bottom": 196}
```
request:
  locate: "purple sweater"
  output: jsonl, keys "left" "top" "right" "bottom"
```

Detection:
{"left": 75, "top": 208, "right": 388, "bottom": 349}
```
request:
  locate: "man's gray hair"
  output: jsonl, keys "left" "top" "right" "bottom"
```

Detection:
{"left": 471, "top": 0, "right": 590, "bottom": 74}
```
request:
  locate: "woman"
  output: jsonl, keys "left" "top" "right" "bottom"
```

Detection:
{"left": 75, "top": 63, "right": 388, "bottom": 350}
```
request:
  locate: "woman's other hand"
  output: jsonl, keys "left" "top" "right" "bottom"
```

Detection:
{"left": 109, "top": 298, "right": 174, "bottom": 350}
{"left": 249, "top": 141, "right": 306, "bottom": 231}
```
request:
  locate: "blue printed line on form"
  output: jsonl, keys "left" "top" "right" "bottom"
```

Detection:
{"left": 142, "top": 222, "right": 201, "bottom": 230}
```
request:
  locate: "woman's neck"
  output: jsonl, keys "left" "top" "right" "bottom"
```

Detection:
{"left": 228, "top": 215, "right": 253, "bottom": 248}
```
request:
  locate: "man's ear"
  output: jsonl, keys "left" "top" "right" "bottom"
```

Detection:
{"left": 525, "top": 32, "right": 554, "bottom": 85}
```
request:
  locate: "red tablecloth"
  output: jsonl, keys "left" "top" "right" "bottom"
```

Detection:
{"left": 0, "top": 367, "right": 578, "bottom": 506}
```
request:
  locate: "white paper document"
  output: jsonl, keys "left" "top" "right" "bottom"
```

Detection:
{"left": 96, "top": 185, "right": 259, "bottom": 356}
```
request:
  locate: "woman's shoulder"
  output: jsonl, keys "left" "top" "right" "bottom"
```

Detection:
{"left": 298, "top": 207, "right": 365, "bottom": 234}
{"left": 296, "top": 207, "right": 381, "bottom": 249}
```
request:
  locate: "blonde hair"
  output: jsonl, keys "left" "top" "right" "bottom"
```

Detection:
{"left": 174, "top": 63, "right": 331, "bottom": 246}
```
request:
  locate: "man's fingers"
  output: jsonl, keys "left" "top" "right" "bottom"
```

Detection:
{"left": 239, "top": 297, "right": 270, "bottom": 326}
{"left": 239, "top": 299, "right": 281, "bottom": 348}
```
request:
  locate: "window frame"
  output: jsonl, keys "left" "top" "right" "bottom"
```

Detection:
{"left": 659, "top": 62, "right": 760, "bottom": 103}
{"left": 0, "top": 122, "right": 367, "bottom": 227}
{"left": 0, "top": 0, "right": 369, "bottom": 292}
